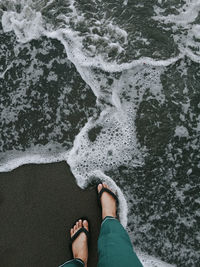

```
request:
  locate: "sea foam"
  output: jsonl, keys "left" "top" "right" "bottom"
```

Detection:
{"left": 2, "top": 5, "right": 44, "bottom": 43}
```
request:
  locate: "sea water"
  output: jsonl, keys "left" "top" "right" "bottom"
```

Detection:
{"left": 0, "top": 1, "right": 199, "bottom": 266}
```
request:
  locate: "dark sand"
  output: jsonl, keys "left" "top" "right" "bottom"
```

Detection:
{"left": 0, "top": 161, "right": 102, "bottom": 267}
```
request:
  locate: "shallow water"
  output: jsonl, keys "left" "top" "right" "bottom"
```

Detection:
{"left": 0, "top": 0, "right": 200, "bottom": 266}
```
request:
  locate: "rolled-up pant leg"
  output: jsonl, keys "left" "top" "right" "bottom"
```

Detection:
{"left": 97, "top": 216, "right": 143, "bottom": 267}
{"left": 58, "top": 258, "right": 84, "bottom": 267}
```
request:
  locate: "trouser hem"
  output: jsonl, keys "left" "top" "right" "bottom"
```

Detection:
{"left": 101, "top": 216, "right": 118, "bottom": 226}
{"left": 58, "top": 258, "right": 84, "bottom": 266}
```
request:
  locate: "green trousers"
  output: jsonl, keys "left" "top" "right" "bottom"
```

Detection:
{"left": 59, "top": 216, "right": 143, "bottom": 267}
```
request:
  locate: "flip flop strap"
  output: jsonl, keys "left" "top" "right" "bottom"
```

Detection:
{"left": 71, "top": 227, "right": 89, "bottom": 243}
{"left": 98, "top": 187, "right": 118, "bottom": 203}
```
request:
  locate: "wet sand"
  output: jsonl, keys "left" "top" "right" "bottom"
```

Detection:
{"left": 0, "top": 161, "right": 101, "bottom": 267}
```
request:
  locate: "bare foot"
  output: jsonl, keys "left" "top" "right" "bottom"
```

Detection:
{"left": 70, "top": 219, "right": 88, "bottom": 267}
{"left": 98, "top": 183, "right": 117, "bottom": 220}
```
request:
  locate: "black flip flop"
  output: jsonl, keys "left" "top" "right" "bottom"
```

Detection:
{"left": 97, "top": 183, "right": 118, "bottom": 206}
{"left": 70, "top": 218, "right": 90, "bottom": 245}
{"left": 68, "top": 220, "right": 89, "bottom": 265}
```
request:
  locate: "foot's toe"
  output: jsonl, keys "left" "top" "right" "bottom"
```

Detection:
{"left": 70, "top": 228, "right": 74, "bottom": 236}
{"left": 83, "top": 220, "right": 89, "bottom": 231}
{"left": 104, "top": 183, "right": 116, "bottom": 195}
{"left": 98, "top": 183, "right": 103, "bottom": 193}
{"left": 103, "top": 182, "right": 107, "bottom": 188}
{"left": 76, "top": 222, "right": 79, "bottom": 231}
{"left": 78, "top": 219, "right": 82, "bottom": 228}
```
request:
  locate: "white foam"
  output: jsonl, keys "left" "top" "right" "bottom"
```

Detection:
{"left": 174, "top": 125, "right": 189, "bottom": 138}
{"left": 48, "top": 29, "right": 182, "bottom": 72}
{"left": 2, "top": 6, "right": 44, "bottom": 43}
{"left": 0, "top": 147, "right": 68, "bottom": 172}
{"left": 67, "top": 104, "right": 143, "bottom": 173}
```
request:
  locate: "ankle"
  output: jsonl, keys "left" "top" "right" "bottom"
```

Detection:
{"left": 102, "top": 209, "right": 116, "bottom": 220}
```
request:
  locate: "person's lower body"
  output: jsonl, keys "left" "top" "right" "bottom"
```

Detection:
{"left": 60, "top": 216, "right": 142, "bottom": 267}
{"left": 59, "top": 183, "right": 143, "bottom": 267}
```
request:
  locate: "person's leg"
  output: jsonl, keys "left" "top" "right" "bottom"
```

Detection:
{"left": 59, "top": 219, "right": 89, "bottom": 267}
{"left": 98, "top": 216, "right": 143, "bottom": 267}
{"left": 97, "top": 183, "right": 143, "bottom": 267}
